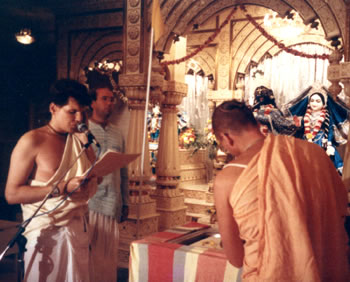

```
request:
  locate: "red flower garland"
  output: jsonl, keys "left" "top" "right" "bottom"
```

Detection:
{"left": 240, "top": 5, "right": 329, "bottom": 60}
{"left": 303, "top": 107, "right": 326, "bottom": 141}
{"left": 160, "top": 7, "right": 238, "bottom": 67}
{"left": 160, "top": 5, "right": 330, "bottom": 69}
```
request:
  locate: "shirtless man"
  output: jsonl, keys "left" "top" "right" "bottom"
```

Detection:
{"left": 212, "top": 100, "right": 349, "bottom": 281}
{"left": 5, "top": 79, "right": 98, "bottom": 281}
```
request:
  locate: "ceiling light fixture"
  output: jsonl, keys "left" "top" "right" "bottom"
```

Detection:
{"left": 15, "top": 28, "right": 35, "bottom": 45}
{"left": 263, "top": 11, "right": 304, "bottom": 39}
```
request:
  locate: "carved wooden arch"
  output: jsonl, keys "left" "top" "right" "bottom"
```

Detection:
{"left": 283, "top": 0, "right": 346, "bottom": 39}
{"left": 68, "top": 28, "right": 123, "bottom": 82}
{"left": 153, "top": 0, "right": 344, "bottom": 53}
{"left": 225, "top": 4, "right": 334, "bottom": 89}
{"left": 185, "top": 50, "right": 216, "bottom": 78}
{"left": 233, "top": 38, "right": 332, "bottom": 85}
{"left": 232, "top": 40, "right": 331, "bottom": 89}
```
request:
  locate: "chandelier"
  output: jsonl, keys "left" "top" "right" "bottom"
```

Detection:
{"left": 263, "top": 11, "right": 305, "bottom": 39}
{"left": 15, "top": 28, "right": 35, "bottom": 45}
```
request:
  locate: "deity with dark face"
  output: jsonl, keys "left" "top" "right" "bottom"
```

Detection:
{"left": 252, "top": 86, "right": 298, "bottom": 136}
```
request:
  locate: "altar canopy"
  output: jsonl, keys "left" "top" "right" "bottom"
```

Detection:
{"left": 245, "top": 43, "right": 332, "bottom": 107}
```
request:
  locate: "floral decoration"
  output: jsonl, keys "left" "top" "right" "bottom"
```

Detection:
{"left": 178, "top": 119, "right": 218, "bottom": 159}
{"left": 159, "top": 5, "right": 331, "bottom": 71}
{"left": 240, "top": 5, "right": 330, "bottom": 60}
{"left": 179, "top": 127, "right": 197, "bottom": 148}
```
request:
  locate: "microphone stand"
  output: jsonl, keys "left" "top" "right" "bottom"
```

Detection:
{"left": 0, "top": 139, "right": 94, "bottom": 282}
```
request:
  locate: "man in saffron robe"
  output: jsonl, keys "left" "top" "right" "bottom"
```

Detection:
{"left": 5, "top": 79, "right": 98, "bottom": 281}
{"left": 213, "top": 100, "right": 349, "bottom": 281}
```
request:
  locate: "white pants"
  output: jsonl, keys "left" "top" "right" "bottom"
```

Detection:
{"left": 89, "top": 210, "right": 119, "bottom": 282}
{"left": 24, "top": 216, "right": 90, "bottom": 282}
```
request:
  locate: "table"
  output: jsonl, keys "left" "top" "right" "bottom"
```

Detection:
{"left": 129, "top": 222, "right": 242, "bottom": 282}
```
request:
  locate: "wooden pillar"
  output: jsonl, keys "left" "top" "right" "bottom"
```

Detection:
{"left": 117, "top": 0, "right": 160, "bottom": 267}
{"left": 327, "top": 48, "right": 343, "bottom": 99}
{"left": 340, "top": 1, "right": 350, "bottom": 211}
{"left": 153, "top": 81, "right": 188, "bottom": 230}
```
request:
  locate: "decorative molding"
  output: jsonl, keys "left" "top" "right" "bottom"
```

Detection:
{"left": 127, "top": 26, "right": 140, "bottom": 40}
{"left": 127, "top": 44, "right": 140, "bottom": 56}
{"left": 129, "top": 0, "right": 140, "bottom": 8}
{"left": 128, "top": 9, "right": 140, "bottom": 24}
{"left": 120, "top": 74, "right": 147, "bottom": 86}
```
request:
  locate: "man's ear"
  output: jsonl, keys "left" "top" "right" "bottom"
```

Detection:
{"left": 90, "top": 100, "right": 96, "bottom": 111}
{"left": 49, "top": 102, "right": 56, "bottom": 114}
{"left": 223, "top": 132, "right": 234, "bottom": 146}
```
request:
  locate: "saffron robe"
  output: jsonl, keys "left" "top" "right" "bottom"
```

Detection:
{"left": 230, "top": 134, "right": 349, "bottom": 281}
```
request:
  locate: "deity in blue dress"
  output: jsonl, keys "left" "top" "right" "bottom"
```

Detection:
{"left": 286, "top": 84, "right": 349, "bottom": 174}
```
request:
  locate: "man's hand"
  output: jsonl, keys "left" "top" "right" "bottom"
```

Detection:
{"left": 59, "top": 176, "right": 92, "bottom": 199}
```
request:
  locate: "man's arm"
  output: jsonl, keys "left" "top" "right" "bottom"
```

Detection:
{"left": 5, "top": 132, "right": 56, "bottom": 204}
{"left": 214, "top": 168, "right": 244, "bottom": 268}
{"left": 5, "top": 131, "right": 94, "bottom": 204}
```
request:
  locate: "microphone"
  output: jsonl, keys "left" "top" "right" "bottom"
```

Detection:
{"left": 77, "top": 123, "right": 100, "bottom": 148}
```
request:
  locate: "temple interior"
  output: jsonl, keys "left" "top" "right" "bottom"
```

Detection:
{"left": 0, "top": 0, "right": 350, "bottom": 281}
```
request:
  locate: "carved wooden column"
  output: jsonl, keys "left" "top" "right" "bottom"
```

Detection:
{"left": 152, "top": 81, "right": 188, "bottom": 230}
{"left": 341, "top": 3, "right": 350, "bottom": 208}
{"left": 116, "top": 0, "right": 160, "bottom": 267}
{"left": 327, "top": 48, "right": 343, "bottom": 98}
{"left": 337, "top": 2, "right": 350, "bottom": 212}
{"left": 124, "top": 85, "right": 156, "bottom": 204}
{"left": 116, "top": 80, "right": 160, "bottom": 267}
{"left": 341, "top": 2, "right": 350, "bottom": 102}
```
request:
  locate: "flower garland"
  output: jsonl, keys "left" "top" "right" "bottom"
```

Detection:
{"left": 254, "top": 104, "right": 275, "bottom": 136}
{"left": 179, "top": 127, "right": 196, "bottom": 148}
{"left": 239, "top": 5, "right": 330, "bottom": 60}
{"left": 160, "top": 5, "right": 330, "bottom": 69}
{"left": 160, "top": 7, "right": 238, "bottom": 68}
{"left": 303, "top": 108, "right": 326, "bottom": 141}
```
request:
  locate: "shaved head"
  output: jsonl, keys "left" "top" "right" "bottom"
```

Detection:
{"left": 212, "top": 100, "right": 258, "bottom": 136}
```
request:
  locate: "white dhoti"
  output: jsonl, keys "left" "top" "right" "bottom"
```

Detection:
{"left": 21, "top": 134, "right": 97, "bottom": 282}
{"left": 89, "top": 210, "right": 120, "bottom": 282}
{"left": 24, "top": 216, "right": 90, "bottom": 282}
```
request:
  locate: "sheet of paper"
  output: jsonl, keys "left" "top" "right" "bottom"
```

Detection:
{"left": 84, "top": 149, "right": 140, "bottom": 178}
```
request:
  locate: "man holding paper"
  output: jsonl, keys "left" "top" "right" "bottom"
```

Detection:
{"left": 5, "top": 79, "right": 98, "bottom": 281}
{"left": 87, "top": 78, "right": 129, "bottom": 282}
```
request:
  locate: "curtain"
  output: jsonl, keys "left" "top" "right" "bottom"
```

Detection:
{"left": 245, "top": 43, "right": 332, "bottom": 108}
{"left": 180, "top": 74, "right": 210, "bottom": 134}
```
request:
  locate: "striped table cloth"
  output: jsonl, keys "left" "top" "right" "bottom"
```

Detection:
{"left": 129, "top": 222, "right": 242, "bottom": 282}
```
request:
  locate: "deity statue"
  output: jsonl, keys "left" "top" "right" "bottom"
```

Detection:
{"left": 148, "top": 105, "right": 162, "bottom": 143}
{"left": 286, "top": 83, "right": 350, "bottom": 174}
{"left": 252, "top": 85, "right": 298, "bottom": 136}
